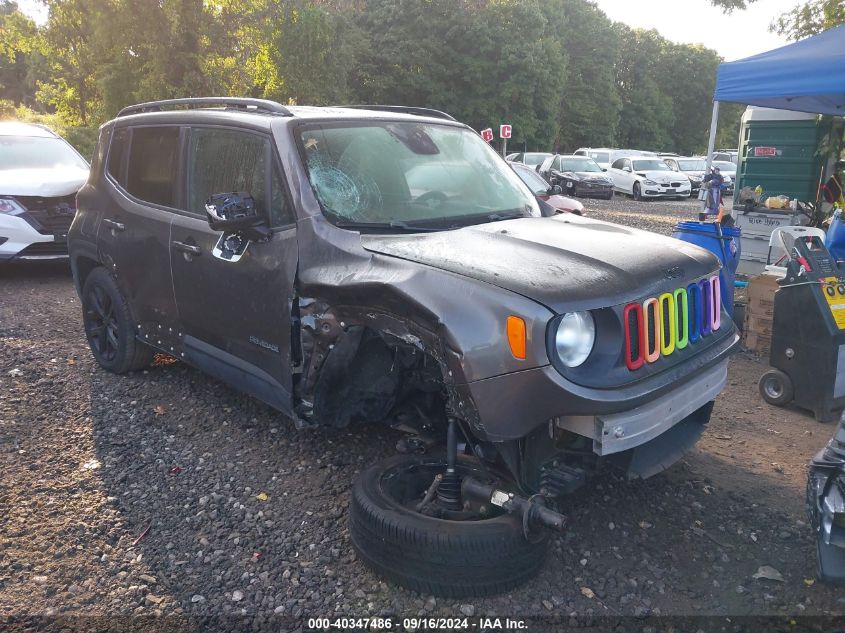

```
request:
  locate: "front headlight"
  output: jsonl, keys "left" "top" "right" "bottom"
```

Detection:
{"left": 0, "top": 197, "right": 26, "bottom": 216}
{"left": 554, "top": 311, "right": 595, "bottom": 367}
{"left": 643, "top": 179, "right": 657, "bottom": 185}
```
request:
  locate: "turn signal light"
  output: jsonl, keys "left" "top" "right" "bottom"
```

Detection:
{"left": 506, "top": 315, "right": 527, "bottom": 360}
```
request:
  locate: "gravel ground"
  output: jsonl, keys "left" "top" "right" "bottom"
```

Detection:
{"left": 583, "top": 193, "right": 717, "bottom": 237}
{"left": 3, "top": 195, "right": 845, "bottom": 631}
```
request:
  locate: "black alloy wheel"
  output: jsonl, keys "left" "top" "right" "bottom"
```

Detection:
{"left": 85, "top": 283, "right": 119, "bottom": 363}
{"left": 633, "top": 181, "right": 643, "bottom": 201}
{"left": 82, "top": 267, "right": 154, "bottom": 374}
{"left": 350, "top": 453, "right": 548, "bottom": 597}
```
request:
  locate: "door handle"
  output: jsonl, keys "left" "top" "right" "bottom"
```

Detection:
{"left": 103, "top": 218, "right": 125, "bottom": 232}
{"left": 171, "top": 241, "right": 201, "bottom": 255}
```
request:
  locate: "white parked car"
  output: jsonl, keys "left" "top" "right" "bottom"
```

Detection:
{"left": 608, "top": 156, "right": 691, "bottom": 201}
{"left": 505, "top": 152, "right": 553, "bottom": 170}
{"left": 572, "top": 147, "right": 614, "bottom": 171}
{"left": 663, "top": 156, "right": 707, "bottom": 194}
{"left": 0, "top": 122, "right": 88, "bottom": 261}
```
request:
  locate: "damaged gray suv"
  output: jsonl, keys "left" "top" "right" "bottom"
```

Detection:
{"left": 69, "top": 98, "right": 739, "bottom": 597}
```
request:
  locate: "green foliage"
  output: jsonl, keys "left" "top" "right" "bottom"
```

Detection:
{"left": 708, "top": 0, "right": 844, "bottom": 40}
{"left": 555, "top": 0, "right": 621, "bottom": 150}
{"left": 2, "top": 0, "right": 760, "bottom": 157}
{"left": 0, "top": 1, "right": 39, "bottom": 107}
{"left": 715, "top": 102, "right": 744, "bottom": 150}
{"left": 351, "top": 0, "right": 568, "bottom": 149}
{"left": 772, "top": 0, "right": 845, "bottom": 39}
{"left": 614, "top": 26, "right": 675, "bottom": 151}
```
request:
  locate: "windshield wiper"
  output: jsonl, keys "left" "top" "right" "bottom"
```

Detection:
{"left": 485, "top": 211, "right": 528, "bottom": 222}
{"left": 333, "top": 220, "right": 446, "bottom": 232}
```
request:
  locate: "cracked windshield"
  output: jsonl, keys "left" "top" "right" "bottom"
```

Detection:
{"left": 300, "top": 123, "right": 539, "bottom": 226}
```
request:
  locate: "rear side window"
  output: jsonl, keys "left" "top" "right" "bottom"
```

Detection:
{"left": 107, "top": 127, "right": 129, "bottom": 186}
{"left": 126, "top": 126, "right": 180, "bottom": 208}
{"left": 188, "top": 127, "right": 293, "bottom": 226}
{"left": 611, "top": 158, "right": 626, "bottom": 169}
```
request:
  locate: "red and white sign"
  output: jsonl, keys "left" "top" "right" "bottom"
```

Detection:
{"left": 754, "top": 146, "right": 777, "bottom": 157}
{"left": 500, "top": 124, "right": 512, "bottom": 139}
{"left": 480, "top": 128, "right": 494, "bottom": 142}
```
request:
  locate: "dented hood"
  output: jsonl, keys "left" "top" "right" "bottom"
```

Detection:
{"left": 360, "top": 215, "right": 719, "bottom": 312}
{"left": 0, "top": 166, "right": 89, "bottom": 198}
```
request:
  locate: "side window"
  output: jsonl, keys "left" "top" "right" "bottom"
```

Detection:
{"left": 270, "top": 165, "right": 295, "bottom": 226}
{"left": 574, "top": 150, "right": 585, "bottom": 156}
{"left": 188, "top": 127, "right": 293, "bottom": 226}
{"left": 126, "top": 126, "right": 180, "bottom": 207}
{"left": 107, "top": 127, "right": 129, "bottom": 187}
{"left": 611, "top": 158, "right": 625, "bottom": 169}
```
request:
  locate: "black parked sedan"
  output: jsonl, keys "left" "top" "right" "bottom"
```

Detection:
{"left": 538, "top": 154, "right": 614, "bottom": 199}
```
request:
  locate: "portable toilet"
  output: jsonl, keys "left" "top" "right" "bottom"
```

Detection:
{"left": 732, "top": 107, "right": 832, "bottom": 275}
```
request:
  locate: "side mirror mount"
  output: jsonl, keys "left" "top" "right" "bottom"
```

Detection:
{"left": 602, "top": 168, "right": 607, "bottom": 172}
{"left": 623, "top": 166, "right": 631, "bottom": 173}
{"left": 205, "top": 191, "right": 270, "bottom": 240}
{"left": 537, "top": 197, "right": 557, "bottom": 217}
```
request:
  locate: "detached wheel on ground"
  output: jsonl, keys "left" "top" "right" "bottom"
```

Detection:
{"left": 349, "top": 454, "right": 548, "bottom": 597}
{"left": 82, "top": 267, "right": 154, "bottom": 374}
{"left": 758, "top": 369, "right": 793, "bottom": 406}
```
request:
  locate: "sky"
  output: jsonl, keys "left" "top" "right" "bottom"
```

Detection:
{"left": 17, "top": 0, "right": 796, "bottom": 62}
{"left": 593, "top": 0, "right": 796, "bottom": 61}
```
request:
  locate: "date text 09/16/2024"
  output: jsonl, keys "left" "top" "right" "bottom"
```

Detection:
{"left": 306, "top": 617, "right": 528, "bottom": 630}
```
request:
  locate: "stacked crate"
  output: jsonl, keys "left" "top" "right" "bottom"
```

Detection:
{"left": 743, "top": 271, "right": 780, "bottom": 355}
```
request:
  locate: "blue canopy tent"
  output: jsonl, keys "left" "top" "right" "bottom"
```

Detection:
{"left": 703, "top": 24, "right": 845, "bottom": 187}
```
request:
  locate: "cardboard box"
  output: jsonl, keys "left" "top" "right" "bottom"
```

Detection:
{"left": 743, "top": 271, "right": 779, "bottom": 353}
{"left": 748, "top": 296, "right": 774, "bottom": 317}
{"left": 743, "top": 330, "right": 771, "bottom": 356}
{"left": 746, "top": 271, "right": 781, "bottom": 300}
{"left": 746, "top": 314, "right": 774, "bottom": 337}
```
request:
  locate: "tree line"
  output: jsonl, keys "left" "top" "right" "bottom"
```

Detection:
{"left": 1, "top": 0, "right": 803, "bottom": 157}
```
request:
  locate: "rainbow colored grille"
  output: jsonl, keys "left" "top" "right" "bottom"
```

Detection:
{"left": 623, "top": 275, "right": 721, "bottom": 371}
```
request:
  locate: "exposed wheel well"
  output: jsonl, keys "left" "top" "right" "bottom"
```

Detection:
{"left": 311, "top": 326, "right": 448, "bottom": 431}
{"left": 73, "top": 255, "right": 101, "bottom": 295}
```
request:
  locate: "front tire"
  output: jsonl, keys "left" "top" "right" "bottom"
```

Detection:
{"left": 632, "top": 182, "right": 643, "bottom": 201}
{"left": 349, "top": 454, "right": 547, "bottom": 597}
{"left": 82, "top": 267, "right": 154, "bottom": 374}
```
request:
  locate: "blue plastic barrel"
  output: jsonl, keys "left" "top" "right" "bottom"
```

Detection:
{"left": 825, "top": 209, "right": 845, "bottom": 263}
{"left": 672, "top": 221, "right": 742, "bottom": 317}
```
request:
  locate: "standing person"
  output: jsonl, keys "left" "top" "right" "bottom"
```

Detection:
{"left": 702, "top": 166, "right": 724, "bottom": 218}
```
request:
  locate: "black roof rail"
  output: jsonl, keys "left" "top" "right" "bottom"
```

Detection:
{"left": 116, "top": 97, "right": 293, "bottom": 118}
{"left": 336, "top": 105, "right": 456, "bottom": 121}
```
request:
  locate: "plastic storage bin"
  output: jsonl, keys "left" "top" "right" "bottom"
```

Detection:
{"left": 672, "top": 221, "right": 742, "bottom": 316}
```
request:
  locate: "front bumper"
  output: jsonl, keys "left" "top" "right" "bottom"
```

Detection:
{"left": 643, "top": 185, "right": 691, "bottom": 198}
{"left": 465, "top": 325, "right": 739, "bottom": 443}
{"left": 571, "top": 182, "right": 613, "bottom": 198}
{"left": 0, "top": 214, "right": 69, "bottom": 261}
{"left": 555, "top": 359, "right": 726, "bottom": 455}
